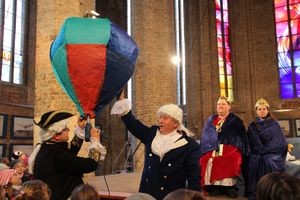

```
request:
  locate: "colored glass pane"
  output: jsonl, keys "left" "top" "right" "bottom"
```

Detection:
{"left": 290, "top": 0, "right": 300, "bottom": 3}
{"left": 279, "top": 67, "right": 293, "bottom": 83}
{"left": 292, "top": 34, "right": 300, "bottom": 50}
{"left": 217, "top": 36, "right": 223, "bottom": 48}
{"left": 220, "top": 75, "right": 225, "bottom": 88}
{"left": 224, "top": 22, "right": 229, "bottom": 35}
{"left": 276, "top": 21, "right": 289, "bottom": 37}
{"left": 290, "top": 4, "right": 300, "bottom": 20}
{"left": 218, "top": 47, "right": 224, "bottom": 60}
{"left": 219, "top": 64, "right": 225, "bottom": 75}
{"left": 280, "top": 84, "right": 294, "bottom": 98}
{"left": 218, "top": 59, "right": 225, "bottom": 67}
{"left": 215, "top": 0, "right": 221, "bottom": 10}
{"left": 224, "top": 36, "right": 230, "bottom": 48}
{"left": 216, "top": 22, "right": 222, "bottom": 34}
{"left": 216, "top": 10, "right": 221, "bottom": 21}
{"left": 221, "top": 0, "right": 228, "bottom": 10}
{"left": 225, "top": 48, "right": 231, "bottom": 61}
{"left": 296, "top": 83, "right": 300, "bottom": 97}
{"left": 291, "top": 19, "right": 300, "bottom": 35}
{"left": 278, "top": 52, "right": 292, "bottom": 68}
{"left": 218, "top": 48, "right": 224, "bottom": 61}
{"left": 221, "top": 89, "right": 226, "bottom": 96}
{"left": 226, "top": 62, "right": 232, "bottom": 75}
{"left": 293, "top": 50, "right": 300, "bottom": 64}
{"left": 277, "top": 37, "right": 290, "bottom": 52}
{"left": 275, "top": 6, "right": 288, "bottom": 22}
{"left": 274, "top": 0, "right": 286, "bottom": 8}
{"left": 223, "top": 10, "right": 228, "bottom": 22}
{"left": 227, "top": 75, "right": 232, "bottom": 86}
{"left": 294, "top": 66, "right": 300, "bottom": 82}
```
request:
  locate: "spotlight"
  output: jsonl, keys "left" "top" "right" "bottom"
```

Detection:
{"left": 171, "top": 56, "right": 181, "bottom": 65}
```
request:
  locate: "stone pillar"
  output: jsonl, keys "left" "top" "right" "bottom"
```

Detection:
{"left": 185, "top": 0, "right": 220, "bottom": 137}
{"left": 34, "top": 0, "right": 95, "bottom": 153}
{"left": 131, "top": 0, "right": 177, "bottom": 171}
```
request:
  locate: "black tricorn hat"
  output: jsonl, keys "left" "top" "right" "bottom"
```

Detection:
{"left": 34, "top": 110, "right": 74, "bottom": 128}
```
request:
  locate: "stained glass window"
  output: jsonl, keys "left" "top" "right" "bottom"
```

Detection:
{"left": 275, "top": 0, "right": 300, "bottom": 98}
{"left": 0, "top": 0, "right": 27, "bottom": 84}
{"left": 215, "top": 0, "right": 233, "bottom": 101}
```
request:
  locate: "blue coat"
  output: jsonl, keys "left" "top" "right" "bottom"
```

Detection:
{"left": 122, "top": 111, "right": 201, "bottom": 200}
{"left": 246, "top": 117, "right": 287, "bottom": 200}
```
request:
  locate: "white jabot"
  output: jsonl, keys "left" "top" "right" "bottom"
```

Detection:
{"left": 151, "top": 130, "right": 182, "bottom": 160}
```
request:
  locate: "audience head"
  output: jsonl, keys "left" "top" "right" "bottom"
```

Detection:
{"left": 71, "top": 184, "right": 98, "bottom": 200}
{"left": 0, "top": 168, "right": 21, "bottom": 186}
{"left": 163, "top": 189, "right": 206, "bottom": 200}
{"left": 15, "top": 180, "right": 51, "bottom": 200}
{"left": 257, "top": 172, "right": 300, "bottom": 200}
{"left": 125, "top": 192, "right": 156, "bottom": 200}
{"left": 10, "top": 160, "right": 25, "bottom": 175}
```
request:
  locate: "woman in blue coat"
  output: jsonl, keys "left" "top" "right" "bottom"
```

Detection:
{"left": 246, "top": 98, "right": 287, "bottom": 200}
{"left": 111, "top": 98, "right": 202, "bottom": 200}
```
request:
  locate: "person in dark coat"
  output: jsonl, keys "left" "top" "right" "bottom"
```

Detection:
{"left": 111, "top": 97, "right": 202, "bottom": 200}
{"left": 246, "top": 98, "right": 287, "bottom": 200}
{"left": 200, "top": 96, "right": 248, "bottom": 198}
{"left": 29, "top": 110, "right": 106, "bottom": 200}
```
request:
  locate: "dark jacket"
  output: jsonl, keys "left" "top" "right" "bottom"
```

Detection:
{"left": 246, "top": 117, "right": 287, "bottom": 200}
{"left": 122, "top": 111, "right": 201, "bottom": 200}
{"left": 33, "top": 136, "right": 98, "bottom": 200}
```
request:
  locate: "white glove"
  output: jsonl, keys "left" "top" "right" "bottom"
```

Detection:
{"left": 110, "top": 99, "right": 131, "bottom": 116}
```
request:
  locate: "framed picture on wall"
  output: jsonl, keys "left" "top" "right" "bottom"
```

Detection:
{"left": 9, "top": 144, "right": 33, "bottom": 157}
{"left": 11, "top": 116, "right": 34, "bottom": 139}
{"left": 294, "top": 119, "right": 300, "bottom": 137}
{"left": 277, "top": 119, "right": 292, "bottom": 138}
{"left": 0, "top": 144, "right": 6, "bottom": 157}
{"left": 0, "top": 114, "right": 8, "bottom": 138}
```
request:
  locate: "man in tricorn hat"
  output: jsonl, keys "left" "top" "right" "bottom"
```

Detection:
{"left": 111, "top": 95, "right": 202, "bottom": 200}
{"left": 29, "top": 110, "right": 106, "bottom": 200}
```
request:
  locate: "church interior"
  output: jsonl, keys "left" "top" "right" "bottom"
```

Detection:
{"left": 0, "top": 0, "right": 300, "bottom": 199}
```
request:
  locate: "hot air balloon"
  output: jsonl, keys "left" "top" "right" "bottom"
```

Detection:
{"left": 50, "top": 17, "right": 138, "bottom": 140}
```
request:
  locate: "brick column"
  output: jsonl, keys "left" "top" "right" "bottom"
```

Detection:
{"left": 131, "top": 1, "right": 177, "bottom": 171}
{"left": 34, "top": 0, "right": 94, "bottom": 154}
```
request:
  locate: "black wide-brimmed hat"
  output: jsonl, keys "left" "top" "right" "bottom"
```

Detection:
{"left": 34, "top": 110, "right": 74, "bottom": 129}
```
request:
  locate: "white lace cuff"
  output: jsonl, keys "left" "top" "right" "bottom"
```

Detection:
{"left": 89, "top": 137, "right": 107, "bottom": 161}
{"left": 110, "top": 99, "right": 131, "bottom": 116}
{"left": 74, "top": 126, "right": 85, "bottom": 140}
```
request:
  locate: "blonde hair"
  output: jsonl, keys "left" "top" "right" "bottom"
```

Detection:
{"left": 15, "top": 180, "right": 51, "bottom": 200}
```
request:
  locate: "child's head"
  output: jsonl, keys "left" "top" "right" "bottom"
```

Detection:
{"left": 15, "top": 180, "right": 51, "bottom": 200}
{"left": 0, "top": 169, "right": 22, "bottom": 186}
{"left": 71, "top": 184, "right": 98, "bottom": 200}
{"left": 10, "top": 160, "right": 26, "bottom": 175}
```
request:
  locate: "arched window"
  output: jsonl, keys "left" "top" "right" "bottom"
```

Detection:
{"left": 0, "top": 0, "right": 27, "bottom": 84}
{"left": 274, "top": 0, "right": 300, "bottom": 98}
{"left": 215, "top": 0, "right": 233, "bottom": 101}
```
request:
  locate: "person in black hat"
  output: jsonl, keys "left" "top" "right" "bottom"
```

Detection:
{"left": 28, "top": 110, "right": 106, "bottom": 200}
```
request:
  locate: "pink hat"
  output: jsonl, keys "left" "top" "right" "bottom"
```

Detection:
{"left": 0, "top": 169, "right": 15, "bottom": 186}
